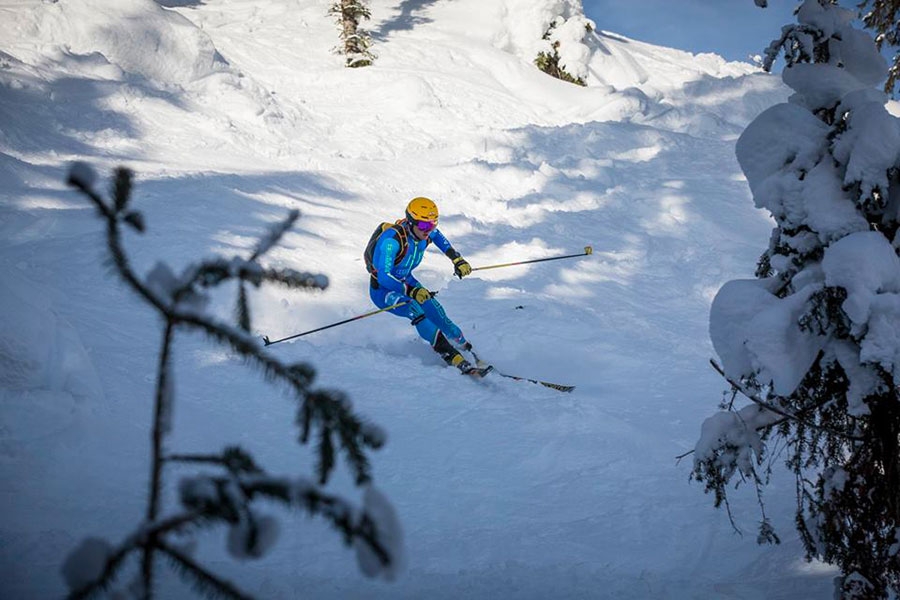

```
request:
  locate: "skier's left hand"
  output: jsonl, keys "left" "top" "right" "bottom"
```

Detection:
{"left": 453, "top": 256, "right": 472, "bottom": 279}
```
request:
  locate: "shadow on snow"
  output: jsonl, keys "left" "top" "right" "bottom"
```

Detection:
{"left": 371, "top": 0, "right": 441, "bottom": 40}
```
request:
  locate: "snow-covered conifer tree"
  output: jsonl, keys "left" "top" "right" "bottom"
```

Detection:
{"left": 330, "top": 0, "right": 375, "bottom": 68}
{"left": 692, "top": 1, "right": 900, "bottom": 598}
{"left": 533, "top": 0, "right": 594, "bottom": 86}
{"left": 859, "top": 0, "right": 900, "bottom": 96}
{"left": 62, "top": 166, "right": 403, "bottom": 599}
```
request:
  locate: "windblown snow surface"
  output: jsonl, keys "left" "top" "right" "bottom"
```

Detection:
{"left": 0, "top": 0, "right": 841, "bottom": 598}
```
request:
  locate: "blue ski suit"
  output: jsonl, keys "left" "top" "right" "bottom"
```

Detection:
{"left": 368, "top": 221, "right": 468, "bottom": 349}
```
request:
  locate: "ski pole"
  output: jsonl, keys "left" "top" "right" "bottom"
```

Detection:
{"left": 263, "top": 300, "right": 410, "bottom": 347}
{"left": 471, "top": 246, "right": 593, "bottom": 272}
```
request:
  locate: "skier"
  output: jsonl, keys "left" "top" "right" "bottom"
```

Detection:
{"left": 364, "top": 197, "right": 485, "bottom": 375}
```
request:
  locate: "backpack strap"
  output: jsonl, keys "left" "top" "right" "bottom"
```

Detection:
{"left": 391, "top": 219, "right": 409, "bottom": 259}
{"left": 368, "top": 221, "right": 410, "bottom": 289}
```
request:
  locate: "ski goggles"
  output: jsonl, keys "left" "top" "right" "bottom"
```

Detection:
{"left": 412, "top": 219, "right": 437, "bottom": 233}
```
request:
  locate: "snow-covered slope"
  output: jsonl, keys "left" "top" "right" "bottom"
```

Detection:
{"left": 0, "top": 0, "right": 834, "bottom": 598}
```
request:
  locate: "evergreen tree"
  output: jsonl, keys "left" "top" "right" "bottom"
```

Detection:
{"left": 330, "top": 0, "right": 375, "bottom": 68}
{"left": 859, "top": 0, "right": 900, "bottom": 95}
{"left": 759, "top": 0, "right": 900, "bottom": 96}
{"left": 533, "top": 2, "right": 594, "bottom": 87}
{"left": 534, "top": 18, "right": 588, "bottom": 87}
{"left": 61, "top": 165, "right": 402, "bottom": 599}
{"left": 692, "top": 1, "right": 900, "bottom": 598}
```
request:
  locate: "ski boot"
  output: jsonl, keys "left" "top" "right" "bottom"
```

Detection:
{"left": 433, "top": 333, "right": 492, "bottom": 378}
{"left": 454, "top": 356, "right": 494, "bottom": 378}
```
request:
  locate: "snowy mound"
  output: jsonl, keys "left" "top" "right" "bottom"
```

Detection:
{"left": 1, "top": 0, "right": 310, "bottom": 166}
{"left": 6, "top": 0, "right": 227, "bottom": 86}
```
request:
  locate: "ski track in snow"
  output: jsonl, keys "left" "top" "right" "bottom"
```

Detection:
{"left": 0, "top": 0, "right": 836, "bottom": 598}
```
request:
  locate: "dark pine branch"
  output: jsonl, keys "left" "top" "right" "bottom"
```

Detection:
{"left": 250, "top": 209, "right": 299, "bottom": 262}
{"left": 177, "top": 473, "right": 392, "bottom": 569}
{"left": 167, "top": 447, "right": 263, "bottom": 475}
{"left": 307, "top": 390, "right": 373, "bottom": 484}
{"left": 143, "top": 320, "right": 176, "bottom": 597}
{"left": 68, "top": 169, "right": 171, "bottom": 316}
{"left": 236, "top": 283, "right": 251, "bottom": 333}
{"left": 240, "top": 476, "right": 392, "bottom": 567}
{"left": 297, "top": 401, "right": 313, "bottom": 444}
{"left": 66, "top": 543, "right": 138, "bottom": 600}
{"left": 158, "top": 541, "right": 253, "bottom": 600}
{"left": 259, "top": 267, "right": 327, "bottom": 290}
{"left": 317, "top": 426, "right": 336, "bottom": 485}
{"left": 65, "top": 165, "right": 390, "bottom": 598}
{"left": 112, "top": 167, "right": 132, "bottom": 212}
{"left": 180, "top": 260, "right": 327, "bottom": 293}
{"left": 67, "top": 512, "right": 204, "bottom": 600}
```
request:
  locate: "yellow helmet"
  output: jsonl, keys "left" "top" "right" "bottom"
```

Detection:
{"left": 405, "top": 197, "right": 439, "bottom": 230}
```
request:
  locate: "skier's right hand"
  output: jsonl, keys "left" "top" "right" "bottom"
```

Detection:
{"left": 407, "top": 285, "right": 432, "bottom": 304}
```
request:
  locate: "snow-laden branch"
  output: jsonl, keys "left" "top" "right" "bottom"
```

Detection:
{"left": 709, "top": 359, "right": 864, "bottom": 441}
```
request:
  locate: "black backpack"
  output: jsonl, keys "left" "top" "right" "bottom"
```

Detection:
{"left": 364, "top": 220, "right": 434, "bottom": 287}
{"left": 364, "top": 220, "right": 408, "bottom": 287}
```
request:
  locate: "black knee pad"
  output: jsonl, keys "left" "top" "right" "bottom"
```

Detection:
{"left": 432, "top": 331, "right": 453, "bottom": 352}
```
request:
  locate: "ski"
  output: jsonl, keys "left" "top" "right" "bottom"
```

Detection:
{"left": 467, "top": 349, "right": 575, "bottom": 393}
{"left": 492, "top": 371, "right": 575, "bottom": 392}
